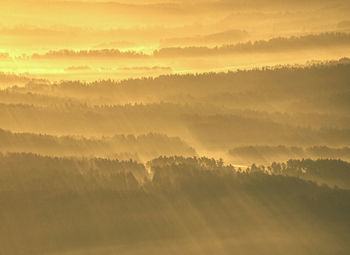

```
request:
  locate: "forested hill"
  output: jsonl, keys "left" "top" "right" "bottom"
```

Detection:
{"left": 0, "top": 153, "right": 349, "bottom": 255}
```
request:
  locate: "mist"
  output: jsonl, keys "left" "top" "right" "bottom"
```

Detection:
{"left": 1, "top": 0, "right": 350, "bottom": 254}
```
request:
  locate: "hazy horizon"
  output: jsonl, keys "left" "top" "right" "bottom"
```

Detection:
{"left": 1, "top": 1, "right": 350, "bottom": 254}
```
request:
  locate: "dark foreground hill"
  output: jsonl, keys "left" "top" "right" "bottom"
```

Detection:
{"left": 0, "top": 153, "right": 349, "bottom": 255}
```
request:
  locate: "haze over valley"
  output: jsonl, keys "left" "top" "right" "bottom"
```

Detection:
{"left": 0, "top": 1, "right": 350, "bottom": 254}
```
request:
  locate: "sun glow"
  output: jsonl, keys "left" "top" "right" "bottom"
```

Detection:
{"left": 1, "top": 1, "right": 350, "bottom": 255}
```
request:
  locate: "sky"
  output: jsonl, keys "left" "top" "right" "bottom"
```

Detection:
{"left": 0, "top": 0, "right": 349, "bottom": 81}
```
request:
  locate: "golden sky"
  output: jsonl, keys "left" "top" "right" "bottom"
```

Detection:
{"left": 0, "top": 0, "right": 349, "bottom": 81}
